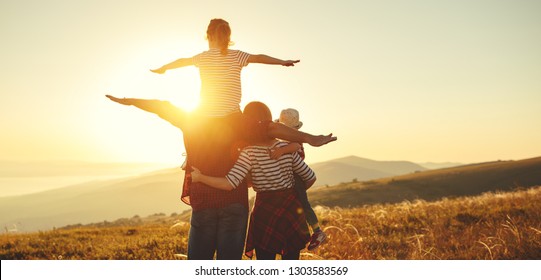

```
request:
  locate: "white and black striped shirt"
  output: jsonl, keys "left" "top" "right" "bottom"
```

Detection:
{"left": 192, "top": 48, "right": 251, "bottom": 117}
{"left": 226, "top": 141, "right": 316, "bottom": 192}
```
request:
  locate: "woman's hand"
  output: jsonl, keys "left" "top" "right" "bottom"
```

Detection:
{"left": 190, "top": 167, "right": 202, "bottom": 182}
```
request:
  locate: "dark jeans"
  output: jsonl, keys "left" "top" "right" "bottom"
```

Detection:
{"left": 187, "top": 203, "right": 248, "bottom": 260}
{"left": 292, "top": 174, "right": 319, "bottom": 229}
{"left": 255, "top": 247, "right": 300, "bottom": 260}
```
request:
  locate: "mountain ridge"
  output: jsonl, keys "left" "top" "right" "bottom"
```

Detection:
{"left": 2, "top": 155, "right": 538, "bottom": 232}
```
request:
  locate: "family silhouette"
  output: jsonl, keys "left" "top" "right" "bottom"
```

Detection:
{"left": 107, "top": 18, "right": 336, "bottom": 260}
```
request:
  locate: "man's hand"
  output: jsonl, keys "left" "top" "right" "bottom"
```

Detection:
{"left": 190, "top": 167, "right": 202, "bottom": 183}
{"left": 282, "top": 60, "right": 300, "bottom": 67}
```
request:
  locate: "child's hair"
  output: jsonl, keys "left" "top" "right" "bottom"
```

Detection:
{"left": 243, "top": 101, "right": 273, "bottom": 144}
{"left": 207, "top": 18, "right": 232, "bottom": 55}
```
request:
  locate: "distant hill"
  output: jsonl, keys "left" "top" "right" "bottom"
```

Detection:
{"left": 416, "top": 162, "right": 464, "bottom": 170}
{"left": 308, "top": 156, "right": 541, "bottom": 208}
{"left": 310, "top": 156, "right": 427, "bottom": 187}
{"left": 3, "top": 155, "right": 538, "bottom": 233}
{"left": 0, "top": 168, "right": 189, "bottom": 232}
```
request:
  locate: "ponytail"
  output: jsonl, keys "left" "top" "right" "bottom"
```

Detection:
{"left": 207, "top": 18, "right": 232, "bottom": 55}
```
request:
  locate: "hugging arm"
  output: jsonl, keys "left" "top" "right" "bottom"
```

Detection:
{"left": 270, "top": 142, "right": 302, "bottom": 159}
{"left": 191, "top": 167, "right": 235, "bottom": 191}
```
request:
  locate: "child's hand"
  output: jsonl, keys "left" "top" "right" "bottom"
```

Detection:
{"left": 282, "top": 60, "right": 300, "bottom": 67}
{"left": 269, "top": 148, "right": 285, "bottom": 160}
{"left": 105, "top": 95, "right": 132, "bottom": 106}
{"left": 190, "top": 167, "right": 202, "bottom": 182}
{"left": 150, "top": 67, "right": 166, "bottom": 74}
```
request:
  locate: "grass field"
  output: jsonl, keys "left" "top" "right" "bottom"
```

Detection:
{"left": 1, "top": 186, "right": 539, "bottom": 260}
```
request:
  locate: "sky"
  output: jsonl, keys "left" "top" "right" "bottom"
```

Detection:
{"left": 1, "top": 0, "right": 540, "bottom": 165}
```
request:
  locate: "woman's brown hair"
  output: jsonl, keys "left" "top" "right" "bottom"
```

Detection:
{"left": 243, "top": 101, "right": 273, "bottom": 144}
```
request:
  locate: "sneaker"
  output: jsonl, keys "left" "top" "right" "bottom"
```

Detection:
{"left": 307, "top": 230, "right": 327, "bottom": 250}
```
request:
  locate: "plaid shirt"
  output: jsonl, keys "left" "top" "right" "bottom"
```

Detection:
{"left": 245, "top": 188, "right": 310, "bottom": 258}
{"left": 180, "top": 112, "right": 269, "bottom": 210}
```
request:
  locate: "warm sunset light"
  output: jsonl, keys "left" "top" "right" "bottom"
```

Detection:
{"left": 1, "top": 2, "right": 541, "bottom": 275}
{"left": 2, "top": 0, "right": 540, "bottom": 167}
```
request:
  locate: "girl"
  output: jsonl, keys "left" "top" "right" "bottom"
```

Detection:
{"left": 191, "top": 101, "right": 316, "bottom": 260}
{"left": 150, "top": 18, "right": 299, "bottom": 117}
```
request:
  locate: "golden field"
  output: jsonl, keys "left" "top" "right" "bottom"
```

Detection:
{"left": 1, "top": 186, "right": 539, "bottom": 260}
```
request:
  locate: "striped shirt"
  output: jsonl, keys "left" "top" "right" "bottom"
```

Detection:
{"left": 226, "top": 141, "right": 316, "bottom": 192}
{"left": 192, "top": 48, "right": 251, "bottom": 117}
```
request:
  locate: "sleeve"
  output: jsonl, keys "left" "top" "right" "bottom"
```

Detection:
{"left": 237, "top": 50, "right": 251, "bottom": 67}
{"left": 191, "top": 52, "right": 202, "bottom": 67}
{"left": 291, "top": 152, "right": 316, "bottom": 183}
{"left": 225, "top": 149, "right": 252, "bottom": 188}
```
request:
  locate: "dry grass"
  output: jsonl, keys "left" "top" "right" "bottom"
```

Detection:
{"left": 306, "top": 186, "right": 541, "bottom": 260}
{"left": 1, "top": 187, "right": 540, "bottom": 260}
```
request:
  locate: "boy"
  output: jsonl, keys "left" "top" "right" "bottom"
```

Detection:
{"left": 270, "top": 108, "right": 327, "bottom": 250}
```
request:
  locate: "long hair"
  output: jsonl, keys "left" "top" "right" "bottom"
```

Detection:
{"left": 243, "top": 101, "right": 273, "bottom": 144}
{"left": 207, "top": 18, "right": 232, "bottom": 55}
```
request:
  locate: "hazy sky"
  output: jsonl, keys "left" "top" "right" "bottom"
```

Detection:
{"left": 1, "top": 0, "right": 540, "bottom": 165}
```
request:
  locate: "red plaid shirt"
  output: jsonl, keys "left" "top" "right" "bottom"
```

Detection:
{"left": 180, "top": 112, "right": 270, "bottom": 210}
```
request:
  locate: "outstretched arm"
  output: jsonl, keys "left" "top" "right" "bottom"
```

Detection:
{"left": 191, "top": 167, "right": 235, "bottom": 191}
{"left": 248, "top": 54, "right": 300, "bottom": 66}
{"left": 105, "top": 95, "right": 185, "bottom": 128}
{"left": 267, "top": 122, "right": 337, "bottom": 147}
{"left": 150, "top": 57, "right": 193, "bottom": 74}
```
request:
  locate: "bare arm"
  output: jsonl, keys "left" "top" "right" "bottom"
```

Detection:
{"left": 247, "top": 54, "right": 300, "bottom": 66}
{"left": 269, "top": 142, "right": 302, "bottom": 159}
{"left": 191, "top": 167, "right": 235, "bottom": 191}
{"left": 150, "top": 57, "right": 193, "bottom": 74}
{"left": 267, "top": 122, "right": 337, "bottom": 147}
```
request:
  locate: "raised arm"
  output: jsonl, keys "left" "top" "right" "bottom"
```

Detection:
{"left": 150, "top": 57, "right": 193, "bottom": 74}
{"left": 191, "top": 167, "right": 235, "bottom": 191}
{"left": 267, "top": 122, "right": 336, "bottom": 147}
{"left": 247, "top": 54, "right": 300, "bottom": 66}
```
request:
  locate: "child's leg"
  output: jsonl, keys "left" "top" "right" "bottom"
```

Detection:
{"left": 292, "top": 174, "right": 320, "bottom": 231}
